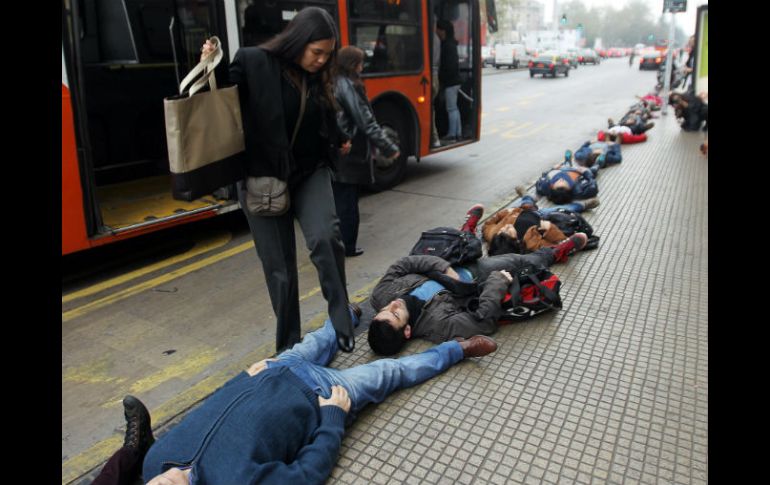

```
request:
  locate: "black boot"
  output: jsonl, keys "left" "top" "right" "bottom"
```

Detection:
{"left": 123, "top": 395, "right": 155, "bottom": 454}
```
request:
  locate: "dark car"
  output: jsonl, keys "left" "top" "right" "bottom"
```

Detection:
{"left": 579, "top": 48, "right": 600, "bottom": 65}
{"left": 529, "top": 54, "right": 570, "bottom": 78}
{"left": 639, "top": 52, "right": 664, "bottom": 70}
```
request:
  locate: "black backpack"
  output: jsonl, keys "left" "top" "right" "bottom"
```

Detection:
{"left": 409, "top": 227, "right": 483, "bottom": 265}
{"left": 542, "top": 209, "right": 600, "bottom": 250}
{"left": 499, "top": 265, "right": 563, "bottom": 322}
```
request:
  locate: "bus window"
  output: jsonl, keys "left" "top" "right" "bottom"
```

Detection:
{"left": 347, "top": 1, "right": 422, "bottom": 75}
{"left": 236, "top": 1, "right": 336, "bottom": 47}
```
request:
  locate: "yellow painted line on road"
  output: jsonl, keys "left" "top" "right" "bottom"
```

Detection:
{"left": 63, "top": 278, "right": 382, "bottom": 484}
{"left": 63, "top": 232, "right": 232, "bottom": 304}
{"left": 62, "top": 240, "right": 255, "bottom": 323}
{"left": 63, "top": 358, "right": 128, "bottom": 386}
{"left": 506, "top": 122, "right": 551, "bottom": 139}
{"left": 500, "top": 121, "right": 534, "bottom": 139}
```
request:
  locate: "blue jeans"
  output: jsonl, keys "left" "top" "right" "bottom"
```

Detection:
{"left": 269, "top": 320, "right": 464, "bottom": 421}
{"left": 517, "top": 194, "right": 586, "bottom": 214}
{"left": 445, "top": 85, "right": 462, "bottom": 138}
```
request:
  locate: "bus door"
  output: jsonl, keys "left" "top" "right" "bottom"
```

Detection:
{"left": 65, "top": 0, "right": 232, "bottom": 238}
{"left": 431, "top": 0, "right": 482, "bottom": 149}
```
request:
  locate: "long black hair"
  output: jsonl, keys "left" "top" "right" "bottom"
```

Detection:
{"left": 335, "top": 45, "right": 366, "bottom": 92}
{"left": 260, "top": 7, "right": 339, "bottom": 108}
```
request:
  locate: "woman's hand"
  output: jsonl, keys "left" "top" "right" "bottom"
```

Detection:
{"left": 340, "top": 141, "right": 352, "bottom": 156}
{"left": 147, "top": 467, "right": 191, "bottom": 485}
{"left": 388, "top": 151, "right": 400, "bottom": 161}
{"left": 200, "top": 39, "right": 216, "bottom": 62}
{"left": 319, "top": 385, "right": 351, "bottom": 413}
{"left": 499, "top": 270, "right": 513, "bottom": 283}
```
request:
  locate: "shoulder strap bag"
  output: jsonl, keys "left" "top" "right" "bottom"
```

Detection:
{"left": 245, "top": 74, "right": 307, "bottom": 216}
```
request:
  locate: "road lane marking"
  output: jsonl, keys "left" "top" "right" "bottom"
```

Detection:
{"left": 506, "top": 122, "right": 551, "bottom": 139}
{"left": 500, "top": 122, "right": 534, "bottom": 138}
{"left": 62, "top": 232, "right": 232, "bottom": 304}
{"left": 62, "top": 241, "right": 255, "bottom": 322}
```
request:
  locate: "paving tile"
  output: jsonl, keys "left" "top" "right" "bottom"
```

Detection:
{"left": 327, "top": 117, "right": 707, "bottom": 485}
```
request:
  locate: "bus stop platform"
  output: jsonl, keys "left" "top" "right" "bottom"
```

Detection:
{"left": 72, "top": 113, "right": 708, "bottom": 484}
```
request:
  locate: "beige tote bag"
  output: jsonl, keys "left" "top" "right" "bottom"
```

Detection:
{"left": 164, "top": 36, "right": 245, "bottom": 201}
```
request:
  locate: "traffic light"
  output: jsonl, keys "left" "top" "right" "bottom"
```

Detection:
{"left": 560, "top": 14, "right": 567, "bottom": 25}
{"left": 648, "top": 34, "right": 654, "bottom": 42}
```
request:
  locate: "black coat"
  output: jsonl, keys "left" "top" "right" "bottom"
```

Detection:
{"left": 439, "top": 39, "right": 461, "bottom": 88}
{"left": 228, "top": 47, "right": 341, "bottom": 181}
{"left": 333, "top": 76, "right": 399, "bottom": 185}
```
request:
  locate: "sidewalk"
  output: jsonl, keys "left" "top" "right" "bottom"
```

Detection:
{"left": 323, "top": 114, "right": 708, "bottom": 484}
{"left": 73, "top": 113, "right": 708, "bottom": 485}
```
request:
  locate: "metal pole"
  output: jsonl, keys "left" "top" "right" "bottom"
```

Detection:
{"left": 661, "top": 11, "right": 677, "bottom": 116}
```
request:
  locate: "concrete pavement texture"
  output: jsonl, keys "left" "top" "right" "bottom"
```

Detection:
{"left": 321, "top": 115, "right": 708, "bottom": 484}
{"left": 69, "top": 109, "right": 708, "bottom": 484}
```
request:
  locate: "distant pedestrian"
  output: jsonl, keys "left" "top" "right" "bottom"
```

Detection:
{"left": 629, "top": 50, "right": 635, "bottom": 67}
{"left": 332, "top": 46, "right": 400, "bottom": 258}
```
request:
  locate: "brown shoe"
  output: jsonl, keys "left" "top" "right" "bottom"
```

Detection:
{"left": 349, "top": 302, "right": 362, "bottom": 319}
{"left": 458, "top": 335, "right": 498, "bottom": 358}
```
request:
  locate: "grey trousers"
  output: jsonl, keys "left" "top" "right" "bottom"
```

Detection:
{"left": 238, "top": 167, "right": 353, "bottom": 352}
{"left": 466, "top": 248, "right": 556, "bottom": 283}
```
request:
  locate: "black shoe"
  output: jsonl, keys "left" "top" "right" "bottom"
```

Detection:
{"left": 346, "top": 247, "right": 364, "bottom": 257}
{"left": 123, "top": 395, "right": 154, "bottom": 453}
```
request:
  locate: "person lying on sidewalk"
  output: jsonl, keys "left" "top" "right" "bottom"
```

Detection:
{"left": 574, "top": 138, "right": 622, "bottom": 172}
{"left": 597, "top": 129, "right": 647, "bottom": 144}
{"left": 367, "top": 205, "right": 588, "bottom": 356}
{"left": 535, "top": 158, "right": 599, "bottom": 206}
{"left": 90, "top": 309, "right": 499, "bottom": 485}
{"left": 482, "top": 185, "right": 599, "bottom": 256}
{"left": 608, "top": 109, "right": 654, "bottom": 135}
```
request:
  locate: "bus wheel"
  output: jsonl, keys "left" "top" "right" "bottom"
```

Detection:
{"left": 369, "top": 106, "right": 408, "bottom": 192}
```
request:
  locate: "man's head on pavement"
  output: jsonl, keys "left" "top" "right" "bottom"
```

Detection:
{"left": 368, "top": 298, "right": 413, "bottom": 355}
{"left": 549, "top": 185, "right": 573, "bottom": 205}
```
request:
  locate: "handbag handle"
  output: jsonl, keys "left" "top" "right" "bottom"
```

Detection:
{"left": 289, "top": 74, "right": 307, "bottom": 149}
{"left": 180, "top": 36, "right": 224, "bottom": 97}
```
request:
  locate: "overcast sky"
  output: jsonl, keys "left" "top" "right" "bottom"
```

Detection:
{"left": 542, "top": 0, "right": 707, "bottom": 36}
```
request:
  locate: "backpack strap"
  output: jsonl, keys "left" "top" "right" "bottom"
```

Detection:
{"left": 525, "top": 273, "right": 562, "bottom": 309}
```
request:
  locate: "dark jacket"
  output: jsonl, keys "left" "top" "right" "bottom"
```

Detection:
{"left": 333, "top": 76, "right": 399, "bottom": 185}
{"left": 535, "top": 166, "right": 599, "bottom": 200}
{"left": 143, "top": 366, "right": 347, "bottom": 485}
{"left": 439, "top": 38, "right": 462, "bottom": 88}
{"left": 229, "top": 47, "right": 341, "bottom": 182}
{"left": 370, "top": 255, "right": 509, "bottom": 343}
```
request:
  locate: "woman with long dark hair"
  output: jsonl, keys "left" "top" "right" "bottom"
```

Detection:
{"left": 332, "top": 46, "right": 400, "bottom": 257}
{"left": 201, "top": 7, "right": 356, "bottom": 352}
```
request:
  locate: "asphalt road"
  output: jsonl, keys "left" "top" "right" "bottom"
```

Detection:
{"left": 62, "top": 57, "right": 659, "bottom": 482}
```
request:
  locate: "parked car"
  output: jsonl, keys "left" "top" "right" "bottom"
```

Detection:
{"left": 607, "top": 47, "right": 624, "bottom": 57}
{"left": 529, "top": 54, "right": 570, "bottom": 78}
{"left": 597, "top": 48, "right": 609, "bottom": 58}
{"left": 494, "top": 43, "right": 528, "bottom": 69}
{"left": 579, "top": 48, "right": 600, "bottom": 65}
{"left": 481, "top": 45, "right": 495, "bottom": 66}
{"left": 639, "top": 52, "right": 664, "bottom": 70}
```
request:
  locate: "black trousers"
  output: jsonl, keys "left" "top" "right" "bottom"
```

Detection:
{"left": 238, "top": 167, "right": 353, "bottom": 352}
{"left": 91, "top": 447, "right": 143, "bottom": 485}
{"left": 331, "top": 181, "right": 360, "bottom": 253}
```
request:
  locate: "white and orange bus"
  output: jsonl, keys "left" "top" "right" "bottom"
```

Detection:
{"left": 62, "top": 0, "right": 497, "bottom": 255}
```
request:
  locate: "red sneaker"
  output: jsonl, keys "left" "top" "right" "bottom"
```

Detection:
{"left": 552, "top": 233, "right": 588, "bottom": 263}
{"left": 460, "top": 204, "right": 485, "bottom": 233}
